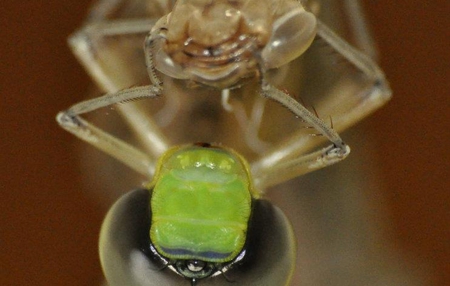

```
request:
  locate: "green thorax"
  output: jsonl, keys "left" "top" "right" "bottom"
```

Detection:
{"left": 149, "top": 145, "right": 257, "bottom": 263}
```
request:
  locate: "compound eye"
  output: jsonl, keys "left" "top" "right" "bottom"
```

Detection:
{"left": 186, "top": 260, "right": 206, "bottom": 272}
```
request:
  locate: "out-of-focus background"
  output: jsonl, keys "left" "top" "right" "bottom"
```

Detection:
{"left": 1, "top": 1, "right": 448, "bottom": 285}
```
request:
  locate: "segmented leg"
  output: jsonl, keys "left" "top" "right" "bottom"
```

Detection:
{"left": 87, "top": 0, "right": 174, "bottom": 21}
{"left": 69, "top": 19, "right": 156, "bottom": 91}
{"left": 253, "top": 82, "right": 349, "bottom": 189}
{"left": 252, "top": 19, "right": 391, "bottom": 190}
{"left": 69, "top": 18, "right": 171, "bottom": 158}
{"left": 342, "top": 0, "right": 378, "bottom": 59}
{"left": 313, "top": 19, "right": 391, "bottom": 132}
{"left": 57, "top": 85, "right": 164, "bottom": 177}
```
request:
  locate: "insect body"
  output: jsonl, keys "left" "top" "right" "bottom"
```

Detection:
{"left": 60, "top": 0, "right": 391, "bottom": 284}
{"left": 148, "top": 144, "right": 260, "bottom": 284}
{"left": 57, "top": 0, "right": 361, "bottom": 190}
{"left": 150, "top": 0, "right": 317, "bottom": 88}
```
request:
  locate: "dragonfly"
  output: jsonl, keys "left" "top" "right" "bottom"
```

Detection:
{"left": 57, "top": 0, "right": 391, "bottom": 285}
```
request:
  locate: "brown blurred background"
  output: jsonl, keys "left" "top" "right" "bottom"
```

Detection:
{"left": 1, "top": 1, "right": 448, "bottom": 285}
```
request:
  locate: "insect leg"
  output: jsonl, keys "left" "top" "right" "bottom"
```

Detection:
{"left": 253, "top": 143, "right": 350, "bottom": 190}
{"left": 314, "top": 19, "right": 392, "bottom": 129}
{"left": 261, "top": 83, "right": 347, "bottom": 149}
{"left": 87, "top": 0, "right": 132, "bottom": 21}
{"left": 252, "top": 18, "right": 391, "bottom": 189}
{"left": 87, "top": 0, "right": 173, "bottom": 20}
{"left": 57, "top": 85, "right": 164, "bottom": 177}
{"left": 255, "top": 83, "right": 350, "bottom": 189}
{"left": 342, "top": 0, "right": 378, "bottom": 59}
{"left": 144, "top": 28, "right": 166, "bottom": 88}
{"left": 69, "top": 19, "right": 173, "bottom": 157}
{"left": 142, "top": 22, "right": 183, "bottom": 127}
{"left": 69, "top": 19, "right": 156, "bottom": 91}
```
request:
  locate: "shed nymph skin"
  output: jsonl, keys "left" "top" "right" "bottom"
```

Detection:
{"left": 150, "top": 0, "right": 317, "bottom": 88}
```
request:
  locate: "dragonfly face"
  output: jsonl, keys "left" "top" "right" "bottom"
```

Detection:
{"left": 151, "top": 0, "right": 317, "bottom": 88}
{"left": 148, "top": 144, "right": 260, "bottom": 282}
